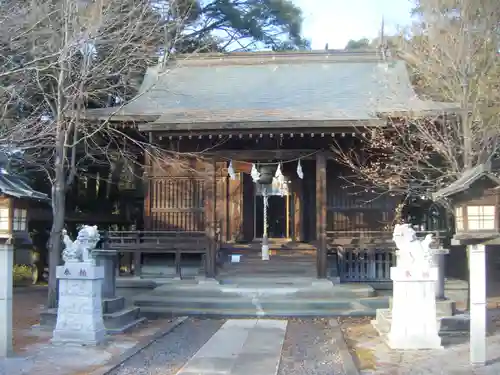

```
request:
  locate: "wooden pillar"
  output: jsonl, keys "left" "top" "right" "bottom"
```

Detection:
{"left": 228, "top": 173, "right": 243, "bottom": 241}
{"left": 242, "top": 174, "right": 255, "bottom": 242}
{"left": 143, "top": 136, "right": 153, "bottom": 230}
{"left": 133, "top": 231, "right": 142, "bottom": 277}
{"left": 316, "top": 152, "right": 328, "bottom": 278}
{"left": 292, "top": 178, "right": 303, "bottom": 241}
{"left": 216, "top": 162, "right": 228, "bottom": 242}
{"left": 205, "top": 159, "right": 217, "bottom": 278}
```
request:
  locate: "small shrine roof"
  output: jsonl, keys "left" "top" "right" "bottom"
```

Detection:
{"left": 432, "top": 162, "right": 500, "bottom": 201}
{"left": 82, "top": 50, "right": 460, "bottom": 131}
{"left": 0, "top": 172, "right": 50, "bottom": 201}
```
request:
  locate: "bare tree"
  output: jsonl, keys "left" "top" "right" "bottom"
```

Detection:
{"left": 333, "top": 0, "right": 500, "bottom": 199}
{"left": 0, "top": 0, "right": 200, "bottom": 308}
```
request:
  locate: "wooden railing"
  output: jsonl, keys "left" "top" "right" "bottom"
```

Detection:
{"left": 102, "top": 223, "right": 221, "bottom": 278}
{"left": 105, "top": 230, "right": 211, "bottom": 251}
{"left": 326, "top": 229, "right": 450, "bottom": 282}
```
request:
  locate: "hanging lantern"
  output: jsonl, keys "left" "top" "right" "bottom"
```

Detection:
{"left": 258, "top": 165, "right": 275, "bottom": 185}
{"left": 227, "top": 160, "right": 236, "bottom": 180}
{"left": 296, "top": 159, "right": 304, "bottom": 179}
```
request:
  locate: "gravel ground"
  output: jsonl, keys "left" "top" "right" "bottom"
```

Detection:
{"left": 278, "top": 318, "right": 346, "bottom": 375}
{"left": 108, "top": 318, "right": 225, "bottom": 375}
{"left": 12, "top": 286, "right": 48, "bottom": 352}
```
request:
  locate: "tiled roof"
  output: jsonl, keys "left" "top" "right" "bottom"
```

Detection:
{"left": 0, "top": 173, "right": 50, "bottom": 201}
{"left": 432, "top": 162, "right": 500, "bottom": 201}
{"left": 83, "top": 50, "right": 460, "bottom": 128}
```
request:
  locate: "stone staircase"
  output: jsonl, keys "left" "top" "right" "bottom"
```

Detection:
{"left": 218, "top": 247, "right": 318, "bottom": 280}
{"left": 133, "top": 280, "right": 389, "bottom": 318}
{"left": 40, "top": 295, "right": 145, "bottom": 334}
{"left": 132, "top": 247, "right": 390, "bottom": 318}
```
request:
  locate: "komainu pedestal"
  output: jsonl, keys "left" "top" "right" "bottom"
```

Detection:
{"left": 388, "top": 266, "right": 442, "bottom": 349}
{"left": 52, "top": 262, "right": 106, "bottom": 345}
{"left": 52, "top": 225, "right": 106, "bottom": 345}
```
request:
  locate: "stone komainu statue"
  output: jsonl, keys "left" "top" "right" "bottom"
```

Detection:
{"left": 61, "top": 225, "right": 100, "bottom": 264}
{"left": 392, "top": 223, "right": 433, "bottom": 270}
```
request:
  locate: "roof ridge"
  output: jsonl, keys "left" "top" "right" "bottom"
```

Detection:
{"left": 171, "top": 50, "right": 393, "bottom": 67}
{"left": 176, "top": 49, "right": 380, "bottom": 58}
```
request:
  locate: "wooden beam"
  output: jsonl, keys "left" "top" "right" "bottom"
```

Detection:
{"left": 205, "top": 149, "right": 319, "bottom": 161}
{"left": 316, "top": 152, "right": 328, "bottom": 279}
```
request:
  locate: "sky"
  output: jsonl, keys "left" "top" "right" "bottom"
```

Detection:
{"left": 292, "top": 0, "right": 415, "bottom": 49}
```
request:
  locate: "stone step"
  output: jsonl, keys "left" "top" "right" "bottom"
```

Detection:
{"left": 217, "top": 276, "right": 328, "bottom": 286}
{"left": 223, "top": 259, "right": 315, "bottom": 265}
{"left": 138, "top": 305, "right": 376, "bottom": 319}
{"left": 227, "top": 255, "right": 315, "bottom": 261}
{"left": 219, "top": 266, "right": 316, "bottom": 274}
{"left": 39, "top": 306, "right": 146, "bottom": 335}
{"left": 372, "top": 308, "right": 476, "bottom": 336}
{"left": 133, "top": 292, "right": 390, "bottom": 317}
{"left": 147, "top": 284, "right": 376, "bottom": 299}
{"left": 135, "top": 295, "right": 354, "bottom": 310}
{"left": 357, "top": 297, "right": 390, "bottom": 310}
{"left": 221, "top": 261, "right": 316, "bottom": 267}
{"left": 103, "top": 296, "right": 126, "bottom": 314}
{"left": 116, "top": 278, "right": 157, "bottom": 289}
{"left": 103, "top": 306, "right": 146, "bottom": 334}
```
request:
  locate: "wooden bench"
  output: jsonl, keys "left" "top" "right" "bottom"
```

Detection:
{"left": 104, "top": 228, "right": 221, "bottom": 278}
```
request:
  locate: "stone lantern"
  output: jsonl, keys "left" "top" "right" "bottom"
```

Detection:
{"left": 0, "top": 172, "right": 49, "bottom": 357}
{"left": 433, "top": 163, "right": 500, "bottom": 245}
{"left": 432, "top": 162, "right": 500, "bottom": 366}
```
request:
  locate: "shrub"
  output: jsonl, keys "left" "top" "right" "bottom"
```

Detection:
{"left": 13, "top": 264, "right": 32, "bottom": 286}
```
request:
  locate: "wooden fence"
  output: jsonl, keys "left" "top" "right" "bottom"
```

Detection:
{"left": 337, "top": 247, "right": 395, "bottom": 282}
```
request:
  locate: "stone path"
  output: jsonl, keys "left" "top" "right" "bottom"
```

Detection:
{"left": 176, "top": 319, "right": 287, "bottom": 375}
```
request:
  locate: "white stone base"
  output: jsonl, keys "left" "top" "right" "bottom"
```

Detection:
{"left": 52, "top": 263, "right": 106, "bottom": 346}
{"left": 261, "top": 245, "right": 270, "bottom": 260}
{"left": 388, "top": 266, "right": 443, "bottom": 350}
{"left": 388, "top": 332, "right": 443, "bottom": 350}
{"left": 0, "top": 244, "right": 13, "bottom": 357}
{"left": 0, "top": 298, "right": 13, "bottom": 356}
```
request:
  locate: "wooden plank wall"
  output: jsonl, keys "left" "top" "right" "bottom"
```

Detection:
{"left": 325, "top": 161, "right": 398, "bottom": 237}
{"left": 144, "top": 157, "right": 234, "bottom": 240}
{"left": 147, "top": 177, "right": 206, "bottom": 231}
{"left": 145, "top": 158, "right": 208, "bottom": 231}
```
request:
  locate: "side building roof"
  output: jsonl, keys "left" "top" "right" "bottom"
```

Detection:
{"left": 83, "top": 50, "right": 460, "bottom": 132}
{"left": 0, "top": 173, "right": 50, "bottom": 202}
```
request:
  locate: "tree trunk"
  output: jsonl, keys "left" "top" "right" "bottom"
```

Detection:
{"left": 47, "top": 176, "right": 66, "bottom": 308}
{"left": 47, "top": 119, "right": 67, "bottom": 308}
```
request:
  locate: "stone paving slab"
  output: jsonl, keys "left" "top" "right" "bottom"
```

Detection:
{"left": 176, "top": 319, "right": 287, "bottom": 375}
{"left": 0, "top": 318, "right": 182, "bottom": 375}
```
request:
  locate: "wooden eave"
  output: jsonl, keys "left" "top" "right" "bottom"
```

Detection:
{"left": 138, "top": 118, "right": 385, "bottom": 134}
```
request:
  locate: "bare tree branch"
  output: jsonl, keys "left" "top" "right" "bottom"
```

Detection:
{"left": 333, "top": 0, "right": 500, "bottom": 200}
